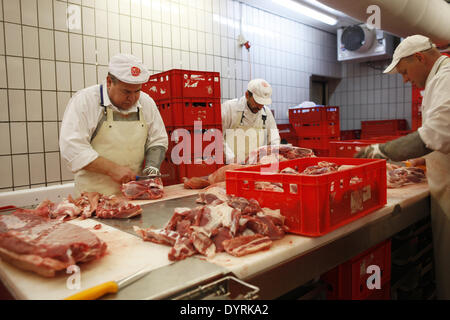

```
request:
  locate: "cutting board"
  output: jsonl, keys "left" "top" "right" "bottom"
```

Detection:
{"left": 0, "top": 219, "right": 173, "bottom": 300}
{"left": 130, "top": 183, "right": 200, "bottom": 206}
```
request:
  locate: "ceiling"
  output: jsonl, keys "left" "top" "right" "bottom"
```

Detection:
{"left": 239, "top": 0, "right": 361, "bottom": 34}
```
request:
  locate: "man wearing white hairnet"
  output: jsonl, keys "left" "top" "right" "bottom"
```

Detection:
{"left": 60, "top": 54, "right": 168, "bottom": 197}
{"left": 221, "top": 79, "right": 280, "bottom": 164}
{"left": 355, "top": 35, "right": 450, "bottom": 299}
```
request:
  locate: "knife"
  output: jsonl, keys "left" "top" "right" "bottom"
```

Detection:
{"left": 65, "top": 266, "right": 154, "bottom": 300}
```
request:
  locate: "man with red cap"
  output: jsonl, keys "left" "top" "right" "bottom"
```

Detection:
{"left": 60, "top": 53, "right": 168, "bottom": 197}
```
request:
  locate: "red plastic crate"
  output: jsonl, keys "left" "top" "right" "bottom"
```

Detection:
{"left": 156, "top": 97, "right": 222, "bottom": 127}
{"left": 167, "top": 125, "right": 223, "bottom": 160}
{"left": 225, "top": 157, "right": 387, "bottom": 237}
{"left": 361, "top": 119, "right": 408, "bottom": 139}
{"left": 292, "top": 121, "right": 339, "bottom": 137}
{"left": 322, "top": 239, "right": 391, "bottom": 300}
{"left": 313, "top": 149, "right": 330, "bottom": 157}
{"left": 277, "top": 123, "right": 298, "bottom": 146}
{"left": 340, "top": 130, "right": 361, "bottom": 140}
{"left": 328, "top": 138, "right": 394, "bottom": 158}
{"left": 298, "top": 135, "right": 339, "bottom": 150}
{"left": 143, "top": 69, "right": 221, "bottom": 101}
{"left": 289, "top": 106, "right": 339, "bottom": 123}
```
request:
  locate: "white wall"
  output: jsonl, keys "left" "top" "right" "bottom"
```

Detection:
{"left": 0, "top": 0, "right": 343, "bottom": 192}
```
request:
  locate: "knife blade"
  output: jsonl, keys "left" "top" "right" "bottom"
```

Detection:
{"left": 64, "top": 266, "right": 155, "bottom": 300}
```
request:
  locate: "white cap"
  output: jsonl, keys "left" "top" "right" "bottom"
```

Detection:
{"left": 108, "top": 53, "right": 150, "bottom": 84}
{"left": 247, "top": 79, "right": 272, "bottom": 105}
{"left": 383, "top": 35, "right": 434, "bottom": 74}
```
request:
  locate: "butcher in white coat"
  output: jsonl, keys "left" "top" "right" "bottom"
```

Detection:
{"left": 60, "top": 54, "right": 168, "bottom": 197}
{"left": 221, "top": 79, "right": 280, "bottom": 164}
{"left": 356, "top": 35, "right": 450, "bottom": 299}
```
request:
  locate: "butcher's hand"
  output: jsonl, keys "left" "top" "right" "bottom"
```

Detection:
{"left": 109, "top": 165, "right": 136, "bottom": 184}
{"left": 354, "top": 143, "right": 389, "bottom": 159}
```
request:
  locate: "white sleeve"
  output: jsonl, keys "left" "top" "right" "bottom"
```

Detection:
{"left": 59, "top": 91, "right": 102, "bottom": 173}
{"left": 140, "top": 94, "right": 169, "bottom": 151}
{"left": 418, "top": 74, "right": 450, "bottom": 154}
{"left": 265, "top": 107, "right": 280, "bottom": 146}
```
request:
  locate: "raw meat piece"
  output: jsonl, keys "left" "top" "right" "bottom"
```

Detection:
{"left": 49, "top": 199, "right": 82, "bottom": 221}
{"left": 280, "top": 167, "right": 299, "bottom": 174}
{"left": 191, "top": 231, "right": 216, "bottom": 258}
{"left": 247, "top": 145, "right": 314, "bottom": 164}
{"left": 386, "top": 164, "right": 427, "bottom": 188}
{"left": 0, "top": 212, "right": 107, "bottom": 277}
{"left": 207, "top": 164, "right": 246, "bottom": 185}
{"left": 211, "top": 227, "right": 233, "bottom": 252}
{"left": 183, "top": 177, "right": 211, "bottom": 189}
{"left": 133, "top": 226, "right": 179, "bottom": 246}
{"left": 121, "top": 178, "right": 164, "bottom": 200}
{"left": 168, "top": 236, "right": 196, "bottom": 261}
{"left": 223, "top": 234, "right": 272, "bottom": 257}
{"left": 227, "top": 197, "right": 261, "bottom": 215}
{"left": 255, "top": 181, "right": 284, "bottom": 192}
{"left": 196, "top": 183, "right": 229, "bottom": 204}
{"left": 73, "top": 192, "right": 101, "bottom": 219}
{"left": 302, "top": 161, "right": 339, "bottom": 175}
{"left": 96, "top": 195, "right": 142, "bottom": 219}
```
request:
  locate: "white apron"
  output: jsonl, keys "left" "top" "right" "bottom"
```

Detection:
{"left": 226, "top": 110, "right": 267, "bottom": 163}
{"left": 422, "top": 57, "right": 450, "bottom": 299}
{"left": 74, "top": 85, "right": 148, "bottom": 197}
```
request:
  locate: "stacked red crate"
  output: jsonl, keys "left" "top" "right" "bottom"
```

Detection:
{"left": 277, "top": 123, "right": 298, "bottom": 146}
{"left": 360, "top": 119, "right": 408, "bottom": 139}
{"left": 289, "top": 106, "right": 340, "bottom": 156}
{"left": 142, "top": 69, "right": 223, "bottom": 185}
{"left": 321, "top": 239, "right": 392, "bottom": 300}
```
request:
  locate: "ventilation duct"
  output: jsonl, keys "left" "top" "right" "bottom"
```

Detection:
{"left": 316, "top": 0, "right": 450, "bottom": 47}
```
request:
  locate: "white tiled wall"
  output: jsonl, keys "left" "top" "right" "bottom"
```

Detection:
{"left": 0, "top": 0, "right": 341, "bottom": 192}
{"left": 329, "top": 61, "right": 412, "bottom": 131}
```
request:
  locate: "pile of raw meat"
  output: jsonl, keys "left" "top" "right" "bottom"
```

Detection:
{"left": 183, "top": 145, "right": 314, "bottom": 189}
{"left": 0, "top": 212, "right": 107, "bottom": 277}
{"left": 134, "top": 189, "right": 288, "bottom": 261}
{"left": 386, "top": 163, "right": 427, "bottom": 188}
{"left": 121, "top": 178, "right": 164, "bottom": 200}
{"left": 14, "top": 192, "right": 142, "bottom": 221}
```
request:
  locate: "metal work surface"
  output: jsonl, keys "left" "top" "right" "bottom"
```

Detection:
{"left": 100, "top": 194, "right": 199, "bottom": 235}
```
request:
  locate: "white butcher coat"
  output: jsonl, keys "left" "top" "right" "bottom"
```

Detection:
{"left": 417, "top": 55, "right": 450, "bottom": 299}
{"left": 221, "top": 96, "right": 280, "bottom": 163}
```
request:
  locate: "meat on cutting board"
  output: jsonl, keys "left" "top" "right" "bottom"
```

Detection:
{"left": 134, "top": 189, "right": 287, "bottom": 261}
{"left": 13, "top": 192, "right": 142, "bottom": 221}
{"left": 121, "top": 178, "right": 164, "bottom": 200}
{"left": 0, "top": 212, "right": 107, "bottom": 277}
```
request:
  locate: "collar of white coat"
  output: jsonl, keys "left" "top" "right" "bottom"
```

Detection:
{"left": 237, "top": 95, "right": 267, "bottom": 115}
{"left": 425, "top": 55, "right": 449, "bottom": 88}
{"left": 101, "top": 82, "right": 142, "bottom": 115}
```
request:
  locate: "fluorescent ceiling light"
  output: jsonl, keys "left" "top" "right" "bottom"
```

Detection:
{"left": 272, "top": 0, "right": 338, "bottom": 25}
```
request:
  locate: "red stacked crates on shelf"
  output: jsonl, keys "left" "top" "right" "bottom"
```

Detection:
{"left": 277, "top": 123, "right": 298, "bottom": 146}
{"left": 289, "top": 106, "right": 340, "bottom": 156}
{"left": 360, "top": 119, "right": 408, "bottom": 139}
{"left": 142, "top": 69, "right": 223, "bottom": 186}
{"left": 321, "top": 239, "right": 392, "bottom": 300}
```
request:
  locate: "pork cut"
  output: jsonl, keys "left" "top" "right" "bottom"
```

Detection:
{"left": 222, "top": 234, "right": 272, "bottom": 257}
{"left": 0, "top": 212, "right": 107, "bottom": 277}
{"left": 246, "top": 145, "right": 314, "bottom": 164}
{"left": 121, "top": 178, "right": 164, "bottom": 200}
{"left": 386, "top": 163, "right": 427, "bottom": 188}
{"left": 95, "top": 195, "right": 143, "bottom": 219}
{"left": 134, "top": 192, "right": 287, "bottom": 261}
